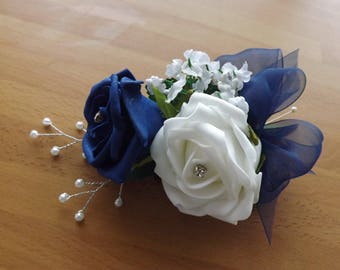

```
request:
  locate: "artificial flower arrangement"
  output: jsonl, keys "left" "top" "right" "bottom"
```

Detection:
{"left": 30, "top": 48, "right": 323, "bottom": 242}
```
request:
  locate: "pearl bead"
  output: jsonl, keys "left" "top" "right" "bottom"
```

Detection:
{"left": 114, "top": 196, "right": 123, "bottom": 207}
{"left": 29, "top": 130, "right": 39, "bottom": 139}
{"left": 42, "top": 117, "right": 52, "bottom": 127}
{"left": 74, "top": 210, "right": 85, "bottom": 222}
{"left": 82, "top": 152, "right": 86, "bottom": 159}
{"left": 50, "top": 146, "right": 60, "bottom": 156}
{"left": 74, "top": 178, "right": 85, "bottom": 188}
{"left": 75, "top": 121, "right": 84, "bottom": 130}
{"left": 59, "top": 192, "right": 70, "bottom": 203}
{"left": 291, "top": 106, "right": 298, "bottom": 112}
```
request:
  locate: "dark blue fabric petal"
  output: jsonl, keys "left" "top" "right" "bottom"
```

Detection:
{"left": 83, "top": 132, "right": 110, "bottom": 167}
{"left": 83, "top": 78, "right": 111, "bottom": 123}
{"left": 107, "top": 75, "right": 135, "bottom": 163}
{"left": 121, "top": 77, "right": 164, "bottom": 147}
{"left": 108, "top": 73, "right": 122, "bottom": 124}
{"left": 215, "top": 48, "right": 283, "bottom": 74}
{"left": 259, "top": 119, "right": 323, "bottom": 203}
{"left": 240, "top": 68, "right": 306, "bottom": 132}
{"left": 83, "top": 112, "right": 111, "bottom": 167}
{"left": 83, "top": 73, "right": 123, "bottom": 167}
{"left": 98, "top": 135, "right": 143, "bottom": 183}
{"left": 83, "top": 69, "right": 164, "bottom": 183}
{"left": 115, "top": 68, "right": 136, "bottom": 81}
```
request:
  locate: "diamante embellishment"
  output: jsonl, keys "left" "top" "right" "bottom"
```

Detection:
{"left": 193, "top": 164, "right": 208, "bottom": 178}
{"left": 94, "top": 111, "right": 104, "bottom": 123}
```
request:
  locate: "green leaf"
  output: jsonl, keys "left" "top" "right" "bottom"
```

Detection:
{"left": 171, "top": 89, "right": 193, "bottom": 112}
{"left": 188, "top": 58, "right": 192, "bottom": 68}
{"left": 129, "top": 156, "right": 155, "bottom": 180}
{"left": 131, "top": 156, "right": 153, "bottom": 170}
{"left": 146, "top": 86, "right": 152, "bottom": 96}
{"left": 185, "top": 76, "right": 197, "bottom": 89}
{"left": 164, "top": 78, "right": 177, "bottom": 89}
{"left": 152, "top": 86, "right": 178, "bottom": 118}
{"left": 256, "top": 153, "right": 266, "bottom": 174}
{"left": 148, "top": 94, "right": 156, "bottom": 102}
{"left": 248, "top": 125, "right": 259, "bottom": 146}
{"left": 204, "top": 84, "right": 219, "bottom": 95}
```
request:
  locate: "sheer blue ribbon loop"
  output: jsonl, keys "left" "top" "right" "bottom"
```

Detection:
{"left": 237, "top": 65, "right": 321, "bottom": 203}
{"left": 215, "top": 48, "right": 323, "bottom": 241}
{"left": 264, "top": 67, "right": 306, "bottom": 114}
{"left": 259, "top": 119, "right": 323, "bottom": 203}
{"left": 216, "top": 48, "right": 300, "bottom": 73}
{"left": 215, "top": 48, "right": 283, "bottom": 74}
{"left": 240, "top": 68, "right": 306, "bottom": 131}
{"left": 282, "top": 49, "right": 299, "bottom": 68}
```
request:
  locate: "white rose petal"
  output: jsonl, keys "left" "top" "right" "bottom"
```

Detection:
{"left": 151, "top": 93, "right": 262, "bottom": 224}
{"left": 220, "top": 91, "right": 235, "bottom": 101}
{"left": 228, "top": 96, "right": 249, "bottom": 114}
{"left": 217, "top": 81, "right": 232, "bottom": 93}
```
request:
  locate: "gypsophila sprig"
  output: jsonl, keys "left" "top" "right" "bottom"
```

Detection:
{"left": 146, "top": 49, "right": 252, "bottom": 118}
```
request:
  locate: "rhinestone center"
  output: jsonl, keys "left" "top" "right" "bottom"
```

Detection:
{"left": 94, "top": 111, "right": 104, "bottom": 123}
{"left": 193, "top": 164, "right": 208, "bottom": 178}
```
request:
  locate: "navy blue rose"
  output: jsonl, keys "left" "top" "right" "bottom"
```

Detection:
{"left": 82, "top": 69, "right": 164, "bottom": 183}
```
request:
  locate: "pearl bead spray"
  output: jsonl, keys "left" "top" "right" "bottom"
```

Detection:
{"left": 29, "top": 117, "right": 86, "bottom": 157}
{"left": 58, "top": 180, "right": 124, "bottom": 222}
{"left": 30, "top": 117, "right": 125, "bottom": 222}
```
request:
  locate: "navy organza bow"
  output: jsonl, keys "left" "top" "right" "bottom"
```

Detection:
{"left": 216, "top": 49, "right": 323, "bottom": 241}
{"left": 82, "top": 69, "right": 164, "bottom": 183}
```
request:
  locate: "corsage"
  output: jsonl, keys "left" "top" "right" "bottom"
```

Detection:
{"left": 30, "top": 48, "right": 323, "bottom": 241}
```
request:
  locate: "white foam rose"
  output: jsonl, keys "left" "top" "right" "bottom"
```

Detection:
{"left": 151, "top": 93, "right": 262, "bottom": 224}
